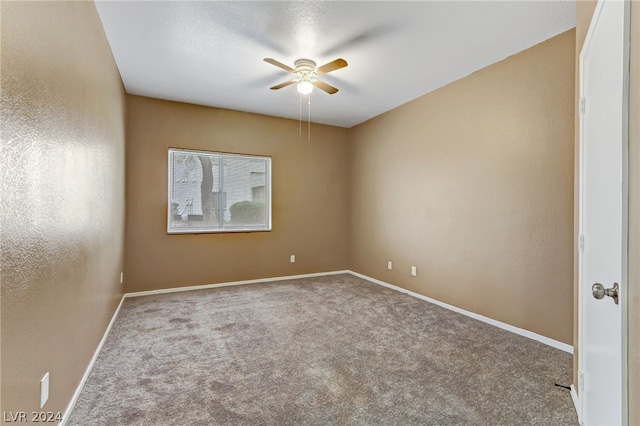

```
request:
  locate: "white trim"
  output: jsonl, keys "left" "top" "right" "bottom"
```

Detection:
{"left": 570, "top": 385, "right": 583, "bottom": 425}
{"left": 60, "top": 295, "right": 126, "bottom": 426}
{"left": 348, "top": 271, "right": 574, "bottom": 354}
{"left": 124, "top": 270, "right": 351, "bottom": 298}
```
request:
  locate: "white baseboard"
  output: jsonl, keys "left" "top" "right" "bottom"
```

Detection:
{"left": 60, "top": 295, "right": 126, "bottom": 426}
{"left": 124, "top": 270, "right": 351, "bottom": 298}
{"left": 348, "top": 270, "right": 574, "bottom": 354}
{"left": 570, "top": 385, "right": 582, "bottom": 425}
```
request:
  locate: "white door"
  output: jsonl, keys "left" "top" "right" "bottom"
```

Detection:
{"left": 578, "top": 0, "right": 630, "bottom": 425}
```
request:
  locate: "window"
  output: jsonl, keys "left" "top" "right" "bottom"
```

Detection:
{"left": 168, "top": 148, "right": 271, "bottom": 233}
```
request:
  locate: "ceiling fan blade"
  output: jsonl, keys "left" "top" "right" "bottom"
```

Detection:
{"left": 316, "top": 58, "right": 348, "bottom": 75}
{"left": 270, "top": 80, "right": 297, "bottom": 90}
{"left": 312, "top": 80, "right": 339, "bottom": 95}
{"left": 263, "top": 58, "right": 295, "bottom": 74}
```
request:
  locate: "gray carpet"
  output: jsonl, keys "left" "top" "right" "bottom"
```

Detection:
{"left": 67, "top": 274, "right": 577, "bottom": 425}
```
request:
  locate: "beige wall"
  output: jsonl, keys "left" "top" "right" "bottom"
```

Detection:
{"left": 575, "top": 2, "right": 639, "bottom": 422}
{"left": 124, "top": 96, "right": 349, "bottom": 292}
{"left": 348, "top": 30, "right": 576, "bottom": 345}
{"left": 0, "top": 1, "right": 126, "bottom": 423}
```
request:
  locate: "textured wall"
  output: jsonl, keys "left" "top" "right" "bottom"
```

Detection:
{"left": 0, "top": 1, "right": 126, "bottom": 421}
{"left": 124, "top": 96, "right": 349, "bottom": 292}
{"left": 348, "top": 30, "right": 575, "bottom": 344}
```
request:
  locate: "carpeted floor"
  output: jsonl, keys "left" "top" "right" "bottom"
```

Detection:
{"left": 67, "top": 274, "right": 577, "bottom": 425}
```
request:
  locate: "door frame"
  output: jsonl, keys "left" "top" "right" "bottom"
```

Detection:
{"left": 577, "top": 0, "right": 631, "bottom": 424}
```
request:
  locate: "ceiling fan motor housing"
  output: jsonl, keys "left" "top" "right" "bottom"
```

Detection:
{"left": 294, "top": 59, "right": 317, "bottom": 76}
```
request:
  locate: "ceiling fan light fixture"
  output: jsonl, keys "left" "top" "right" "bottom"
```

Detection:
{"left": 264, "top": 57, "right": 346, "bottom": 95}
{"left": 297, "top": 77, "right": 314, "bottom": 95}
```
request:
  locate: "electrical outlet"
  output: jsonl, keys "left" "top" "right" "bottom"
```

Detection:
{"left": 411, "top": 266, "right": 417, "bottom": 276}
{"left": 387, "top": 261, "right": 392, "bottom": 270}
{"left": 120, "top": 272, "right": 123, "bottom": 284}
{"left": 40, "top": 372, "right": 49, "bottom": 408}
{"left": 290, "top": 255, "right": 296, "bottom": 263}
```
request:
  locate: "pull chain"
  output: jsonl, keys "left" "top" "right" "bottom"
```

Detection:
{"left": 308, "top": 94, "right": 311, "bottom": 141}
{"left": 297, "top": 93, "right": 311, "bottom": 141}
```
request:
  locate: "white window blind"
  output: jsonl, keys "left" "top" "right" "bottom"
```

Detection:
{"left": 168, "top": 148, "right": 271, "bottom": 233}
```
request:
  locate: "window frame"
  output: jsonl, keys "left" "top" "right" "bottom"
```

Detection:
{"left": 167, "top": 148, "right": 272, "bottom": 234}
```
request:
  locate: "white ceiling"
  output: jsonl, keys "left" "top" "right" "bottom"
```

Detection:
{"left": 95, "top": 1, "right": 575, "bottom": 128}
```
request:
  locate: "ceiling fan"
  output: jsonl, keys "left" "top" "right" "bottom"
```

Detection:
{"left": 263, "top": 57, "right": 348, "bottom": 95}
